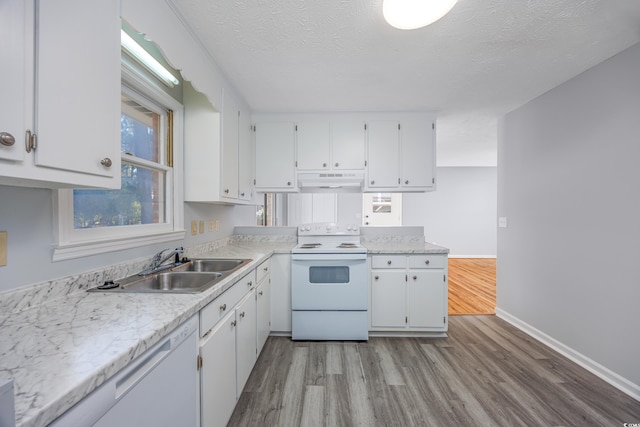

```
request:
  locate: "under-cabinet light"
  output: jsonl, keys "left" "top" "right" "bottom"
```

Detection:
{"left": 383, "top": 0, "right": 458, "bottom": 30}
{"left": 120, "top": 30, "right": 179, "bottom": 87}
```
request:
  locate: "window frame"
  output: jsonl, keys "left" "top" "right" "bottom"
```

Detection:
{"left": 53, "top": 63, "right": 184, "bottom": 261}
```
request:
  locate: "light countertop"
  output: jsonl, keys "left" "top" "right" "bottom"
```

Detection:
{"left": 0, "top": 241, "right": 294, "bottom": 427}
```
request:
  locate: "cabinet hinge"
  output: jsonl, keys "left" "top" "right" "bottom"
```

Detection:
{"left": 405, "top": 274, "right": 408, "bottom": 282}
{"left": 252, "top": 125, "right": 256, "bottom": 132}
{"left": 364, "top": 160, "right": 367, "bottom": 166}
{"left": 197, "top": 354, "right": 203, "bottom": 370}
{"left": 398, "top": 178, "right": 401, "bottom": 185}
{"left": 432, "top": 177, "right": 435, "bottom": 184}
{"left": 295, "top": 161, "right": 298, "bottom": 167}
{"left": 444, "top": 274, "right": 446, "bottom": 282}
{"left": 364, "top": 123, "right": 367, "bottom": 130}
{"left": 432, "top": 122, "right": 435, "bottom": 130}
{"left": 405, "top": 316, "right": 408, "bottom": 324}
{"left": 443, "top": 316, "right": 446, "bottom": 324}
{"left": 295, "top": 124, "right": 298, "bottom": 131}
{"left": 398, "top": 123, "right": 401, "bottom": 130}
{"left": 254, "top": 178, "right": 256, "bottom": 185}
{"left": 25, "top": 130, "right": 37, "bottom": 153}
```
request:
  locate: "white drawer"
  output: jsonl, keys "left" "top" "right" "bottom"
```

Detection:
{"left": 200, "top": 279, "right": 248, "bottom": 337}
{"left": 371, "top": 255, "right": 407, "bottom": 269}
{"left": 408, "top": 255, "right": 446, "bottom": 269}
{"left": 256, "top": 259, "right": 270, "bottom": 284}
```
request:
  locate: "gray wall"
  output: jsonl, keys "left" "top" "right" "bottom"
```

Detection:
{"left": 403, "top": 167, "right": 497, "bottom": 256}
{"left": 497, "top": 43, "right": 640, "bottom": 388}
{"left": 0, "top": 184, "right": 256, "bottom": 293}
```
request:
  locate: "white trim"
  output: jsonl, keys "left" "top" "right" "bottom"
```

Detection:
{"left": 52, "top": 230, "right": 185, "bottom": 262}
{"left": 496, "top": 308, "right": 640, "bottom": 401}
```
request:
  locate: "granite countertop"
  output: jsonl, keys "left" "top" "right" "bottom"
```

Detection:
{"left": 0, "top": 241, "right": 295, "bottom": 427}
{"left": 362, "top": 241, "right": 450, "bottom": 254}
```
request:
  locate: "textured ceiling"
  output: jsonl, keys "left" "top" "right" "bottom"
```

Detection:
{"left": 169, "top": 0, "right": 640, "bottom": 165}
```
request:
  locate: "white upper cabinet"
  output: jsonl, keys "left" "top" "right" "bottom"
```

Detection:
{"left": 254, "top": 121, "right": 296, "bottom": 192}
{"left": 0, "top": 0, "right": 121, "bottom": 188}
{"left": 184, "top": 83, "right": 254, "bottom": 204}
{"left": 365, "top": 113, "right": 436, "bottom": 192}
{"left": 296, "top": 120, "right": 365, "bottom": 171}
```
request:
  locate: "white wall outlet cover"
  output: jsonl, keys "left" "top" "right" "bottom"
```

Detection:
{"left": 498, "top": 217, "right": 508, "bottom": 228}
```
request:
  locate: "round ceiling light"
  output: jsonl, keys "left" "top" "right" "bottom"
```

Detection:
{"left": 383, "top": 0, "right": 458, "bottom": 30}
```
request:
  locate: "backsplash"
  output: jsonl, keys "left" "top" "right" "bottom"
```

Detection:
{"left": 360, "top": 226, "right": 426, "bottom": 244}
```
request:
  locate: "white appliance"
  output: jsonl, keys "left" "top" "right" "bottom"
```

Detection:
{"left": 297, "top": 171, "right": 365, "bottom": 193}
{"left": 291, "top": 223, "right": 368, "bottom": 340}
{"left": 51, "top": 315, "right": 198, "bottom": 427}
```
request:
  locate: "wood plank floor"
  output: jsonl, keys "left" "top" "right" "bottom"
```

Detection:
{"left": 448, "top": 258, "right": 496, "bottom": 315}
{"left": 228, "top": 316, "right": 640, "bottom": 426}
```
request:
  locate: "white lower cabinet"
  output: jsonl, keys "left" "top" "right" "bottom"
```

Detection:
{"left": 200, "top": 310, "right": 237, "bottom": 427}
{"left": 235, "top": 289, "right": 257, "bottom": 399}
{"left": 370, "top": 254, "right": 448, "bottom": 333}
{"left": 199, "top": 261, "right": 272, "bottom": 427}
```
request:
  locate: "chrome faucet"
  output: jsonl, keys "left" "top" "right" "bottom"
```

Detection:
{"left": 139, "top": 247, "right": 184, "bottom": 276}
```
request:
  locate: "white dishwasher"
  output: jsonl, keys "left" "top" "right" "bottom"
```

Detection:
{"left": 52, "top": 315, "right": 198, "bottom": 427}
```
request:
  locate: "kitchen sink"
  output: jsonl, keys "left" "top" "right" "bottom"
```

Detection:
{"left": 88, "top": 258, "right": 252, "bottom": 294}
{"left": 172, "top": 258, "right": 252, "bottom": 273}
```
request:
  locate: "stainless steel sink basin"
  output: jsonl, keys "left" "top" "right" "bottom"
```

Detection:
{"left": 172, "top": 258, "right": 252, "bottom": 273}
{"left": 121, "top": 272, "right": 223, "bottom": 293}
{"left": 88, "top": 258, "right": 252, "bottom": 294}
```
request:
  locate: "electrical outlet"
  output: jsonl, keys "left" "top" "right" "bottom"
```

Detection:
{"left": 199, "top": 220, "right": 205, "bottom": 234}
{"left": 215, "top": 220, "right": 220, "bottom": 231}
{"left": 209, "top": 220, "right": 214, "bottom": 232}
{"left": 191, "top": 220, "right": 198, "bottom": 236}
{"left": 0, "top": 231, "right": 7, "bottom": 267}
{"left": 498, "top": 217, "right": 508, "bottom": 228}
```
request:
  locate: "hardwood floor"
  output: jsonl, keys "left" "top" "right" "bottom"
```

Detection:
{"left": 448, "top": 258, "right": 496, "bottom": 315}
{"left": 228, "top": 316, "right": 640, "bottom": 426}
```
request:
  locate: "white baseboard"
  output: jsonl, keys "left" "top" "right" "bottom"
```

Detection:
{"left": 449, "top": 255, "right": 496, "bottom": 259}
{"left": 496, "top": 308, "right": 640, "bottom": 401}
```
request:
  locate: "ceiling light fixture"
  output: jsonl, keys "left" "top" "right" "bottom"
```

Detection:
{"left": 120, "top": 30, "right": 180, "bottom": 87}
{"left": 383, "top": 0, "right": 458, "bottom": 30}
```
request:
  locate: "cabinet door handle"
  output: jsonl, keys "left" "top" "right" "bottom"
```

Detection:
{"left": 220, "top": 303, "right": 227, "bottom": 311}
{"left": 240, "top": 311, "right": 245, "bottom": 318}
{"left": 0, "top": 132, "right": 15, "bottom": 147}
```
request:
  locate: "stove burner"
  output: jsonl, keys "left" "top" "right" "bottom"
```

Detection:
{"left": 337, "top": 243, "right": 358, "bottom": 248}
{"left": 299, "top": 243, "right": 322, "bottom": 249}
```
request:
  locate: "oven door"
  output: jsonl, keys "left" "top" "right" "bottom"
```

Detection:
{"left": 291, "top": 253, "right": 367, "bottom": 310}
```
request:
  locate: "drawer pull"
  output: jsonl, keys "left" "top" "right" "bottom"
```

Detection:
{"left": 247, "top": 281, "right": 253, "bottom": 287}
{"left": 425, "top": 260, "right": 430, "bottom": 265}
{"left": 220, "top": 303, "right": 227, "bottom": 311}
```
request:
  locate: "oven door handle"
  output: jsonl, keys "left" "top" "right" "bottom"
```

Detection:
{"left": 291, "top": 253, "right": 367, "bottom": 261}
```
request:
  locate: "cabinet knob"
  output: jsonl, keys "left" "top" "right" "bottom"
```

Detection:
{"left": 247, "top": 281, "right": 253, "bottom": 287}
{"left": 100, "top": 157, "right": 112, "bottom": 168}
{"left": 287, "top": 181, "right": 291, "bottom": 186}
{"left": 0, "top": 132, "right": 15, "bottom": 147}
{"left": 231, "top": 320, "right": 237, "bottom": 327}
{"left": 370, "top": 180, "right": 375, "bottom": 185}
{"left": 263, "top": 267, "right": 268, "bottom": 271}
{"left": 374, "top": 275, "right": 379, "bottom": 280}
{"left": 387, "top": 260, "right": 392, "bottom": 265}
{"left": 405, "top": 180, "right": 409, "bottom": 185}
{"left": 240, "top": 192, "right": 245, "bottom": 197}
{"left": 220, "top": 303, "right": 227, "bottom": 311}
{"left": 413, "top": 275, "right": 417, "bottom": 280}
{"left": 259, "top": 291, "right": 263, "bottom": 296}
{"left": 335, "top": 162, "right": 339, "bottom": 167}
{"left": 323, "top": 163, "right": 327, "bottom": 167}
{"left": 224, "top": 188, "right": 229, "bottom": 194}
{"left": 425, "top": 260, "right": 430, "bottom": 265}
{"left": 240, "top": 311, "right": 245, "bottom": 318}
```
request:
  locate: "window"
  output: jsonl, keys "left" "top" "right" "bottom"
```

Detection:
{"left": 54, "top": 63, "right": 184, "bottom": 261}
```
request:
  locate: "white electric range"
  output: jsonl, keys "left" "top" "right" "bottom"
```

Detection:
{"left": 291, "top": 223, "right": 368, "bottom": 341}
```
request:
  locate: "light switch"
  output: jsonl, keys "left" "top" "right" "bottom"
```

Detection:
{"left": 498, "top": 217, "right": 508, "bottom": 228}
{"left": 0, "top": 231, "right": 7, "bottom": 267}
{"left": 191, "top": 220, "right": 198, "bottom": 236}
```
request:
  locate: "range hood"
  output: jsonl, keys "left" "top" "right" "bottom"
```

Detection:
{"left": 297, "top": 171, "right": 365, "bottom": 193}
